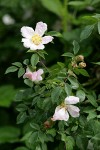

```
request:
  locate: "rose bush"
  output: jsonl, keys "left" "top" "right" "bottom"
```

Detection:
{"left": 5, "top": 17, "right": 100, "bottom": 150}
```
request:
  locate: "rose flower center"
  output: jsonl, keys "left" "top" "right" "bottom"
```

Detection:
{"left": 31, "top": 34, "right": 42, "bottom": 45}
{"left": 61, "top": 102, "right": 67, "bottom": 109}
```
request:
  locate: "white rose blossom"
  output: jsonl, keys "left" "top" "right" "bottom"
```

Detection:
{"left": 21, "top": 21, "right": 53, "bottom": 50}
{"left": 51, "top": 96, "right": 80, "bottom": 121}
{"left": 23, "top": 68, "right": 43, "bottom": 82}
{"left": 2, "top": 14, "right": 15, "bottom": 25}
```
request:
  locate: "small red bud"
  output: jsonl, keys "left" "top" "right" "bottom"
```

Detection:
{"left": 44, "top": 121, "right": 51, "bottom": 129}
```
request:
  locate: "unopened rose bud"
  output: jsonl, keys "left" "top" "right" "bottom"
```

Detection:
{"left": 79, "top": 62, "right": 86, "bottom": 68}
{"left": 75, "top": 55, "right": 84, "bottom": 62}
{"left": 71, "top": 61, "right": 78, "bottom": 68}
{"left": 44, "top": 121, "right": 51, "bottom": 129}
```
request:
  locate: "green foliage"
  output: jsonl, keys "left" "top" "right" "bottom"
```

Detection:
{"left": 23, "top": 59, "right": 29, "bottom": 65}
{"left": 92, "top": 62, "right": 100, "bottom": 65}
{"left": 80, "top": 24, "right": 95, "bottom": 41}
{"left": 15, "top": 147, "right": 29, "bottom": 150}
{"left": 18, "top": 67, "right": 25, "bottom": 78}
{"left": 24, "top": 79, "right": 33, "bottom": 87}
{"left": 5, "top": 66, "right": 18, "bottom": 74}
{"left": 72, "top": 40, "right": 80, "bottom": 55}
{"left": 62, "top": 52, "right": 74, "bottom": 57}
{"left": 64, "top": 83, "right": 72, "bottom": 96}
{"left": 31, "top": 54, "right": 39, "bottom": 68}
{"left": 87, "top": 94, "right": 98, "bottom": 107}
{"left": 40, "top": 0, "right": 63, "bottom": 17}
{"left": 0, "top": 85, "right": 17, "bottom": 107}
{"left": 98, "top": 21, "right": 100, "bottom": 34}
{"left": 68, "top": 1, "right": 86, "bottom": 7}
{"left": 74, "top": 68, "right": 89, "bottom": 77}
{"left": 46, "top": 31, "right": 62, "bottom": 37}
{"left": 17, "top": 111, "right": 27, "bottom": 124}
{"left": 68, "top": 76, "right": 79, "bottom": 89}
{"left": 61, "top": 133, "right": 75, "bottom": 150}
{"left": 5, "top": 62, "right": 25, "bottom": 78}
{"left": 0, "top": 126, "right": 20, "bottom": 143}
{"left": 51, "top": 86, "right": 63, "bottom": 104}
{"left": 16, "top": 104, "right": 28, "bottom": 112}
{"left": 76, "top": 90, "right": 85, "bottom": 102}
{"left": 12, "top": 62, "right": 22, "bottom": 68}
{"left": 30, "top": 122, "right": 40, "bottom": 130}
{"left": 76, "top": 134, "right": 88, "bottom": 150}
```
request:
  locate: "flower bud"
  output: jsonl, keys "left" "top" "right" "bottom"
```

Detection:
{"left": 79, "top": 62, "right": 86, "bottom": 68}
{"left": 71, "top": 61, "right": 78, "bottom": 68}
{"left": 75, "top": 55, "right": 84, "bottom": 62}
{"left": 44, "top": 121, "right": 51, "bottom": 129}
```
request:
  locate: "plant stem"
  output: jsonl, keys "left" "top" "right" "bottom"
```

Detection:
{"left": 35, "top": 51, "right": 50, "bottom": 73}
{"left": 61, "top": 0, "right": 69, "bottom": 63}
{"left": 40, "top": 61, "right": 50, "bottom": 73}
{"left": 62, "top": 0, "right": 68, "bottom": 32}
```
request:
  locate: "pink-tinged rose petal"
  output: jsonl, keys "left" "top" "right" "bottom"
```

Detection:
{"left": 65, "top": 96, "right": 79, "bottom": 105}
{"left": 36, "top": 69, "right": 43, "bottom": 81}
{"left": 36, "top": 44, "right": 45, "bottom": 50}
{"left": 52, "top": 106, "right": 69, "bottom": 121}
{"left": 30, "top": 44, "right": 44, "bottom": 50}
{"left": 23, "top": 68, "right": 32, "bottom": 78}
{"left": 21, "top": 26, "right": 34, "bottom": 38}
{"left": 65, "top": 111, "right": 69, "bottom": 121}
{"left": 22, "top": 38, "right": 32, "bottom": 48}
{"left": 22, "top": 38, "right": 32, "bottom": 43}
{"left": 23, "top": 42, "right": 30, "bottom": 48}
{"left": 37, "top": 69, "right": 44, "bottom": 75}
{"left": 42, "top": 36, "right": 53, "bottom": 44}
{"left": 31, "top": 72, "right": 37, "bottom": 81}
{"left": 35, "top": 22, "right": 47, "bottom": 36}
{"left": 23, "top": 72, "right": 33, "bottom": 81}
{"left": 37, "top": 76, "right": 42, "bottom": 81}
{"left": 30, "top": 44, "right": 39, "bottom": 50}
{"left": 24, "top": 68, "right": 44, "bottom": 82}
{"left": 54, "top": 105, "right": 61, "bottom": 112}
{"left": 67, "top": 105, "right": 80, "bottom": 118}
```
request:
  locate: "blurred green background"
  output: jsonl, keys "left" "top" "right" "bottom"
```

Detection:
{"left": 0, "top": 0, "right": 100, "bottom": 149}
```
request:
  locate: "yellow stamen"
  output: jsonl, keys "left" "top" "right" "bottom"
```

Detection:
{"left": 31, "top": 34, "right": 42, "bottom": 45}
{"left": 61, "top": 102, "right": 67, "bottom": 109}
